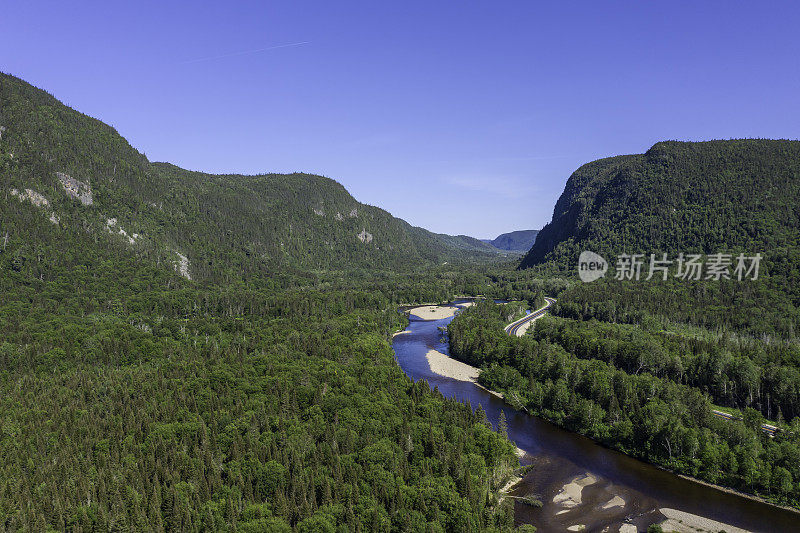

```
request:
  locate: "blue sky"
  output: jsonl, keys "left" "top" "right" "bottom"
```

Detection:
{"left": 3, "top": 1, "right": 799, "bottom": 237}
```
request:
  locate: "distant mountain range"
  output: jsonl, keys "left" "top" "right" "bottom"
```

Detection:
{"left": 481, "top": 229, "right": 539, "bottom": 252}
{"left": 0, "top": 73, "right": 501, "bottom": 282}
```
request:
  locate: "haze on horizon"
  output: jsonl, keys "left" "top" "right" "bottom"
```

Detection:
{"left": 3, "top": 0, "right": 799, "bottom": 238}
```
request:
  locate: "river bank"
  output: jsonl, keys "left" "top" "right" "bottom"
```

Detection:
{"left": 393, "top": 302, "right": 800, "bottom": 531}
{"left": 424, "top": 343, "right": 755, "bottom": 531}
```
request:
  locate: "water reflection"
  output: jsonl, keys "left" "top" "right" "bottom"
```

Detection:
{"left": 392, "top": 306, "right": 798, "bottom": 532}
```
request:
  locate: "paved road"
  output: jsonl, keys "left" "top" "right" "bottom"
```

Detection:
{"left": 504, "top": 297, "right": 557, "bottom": 337}
{"left": 503, "top": 299, "right": 780, "bottom": 437}
{"left": 711, "top": 409, "right": 779, "bottom": 436}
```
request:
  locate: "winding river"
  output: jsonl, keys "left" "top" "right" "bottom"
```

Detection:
{"left": 392, "top": 302, "right": 800, "bottom": 532}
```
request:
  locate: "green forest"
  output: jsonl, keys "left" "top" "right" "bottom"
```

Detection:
{"left": 4, "top": 68, "right": 800, "bottom": 532}
{"left": 445, "top": 139, "right": 800, "bottom": 511}
{"left": 0, "top": 73, "right": 543, "bottom": 531}
{"left": 449, "top": 299, "right": 800, "bottom": 507}
{"left": 0, "top": 216, "right": 535, "bottom": 531}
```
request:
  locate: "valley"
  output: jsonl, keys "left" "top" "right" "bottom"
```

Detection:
{"left": 396, "top": 300, "right": 800, "bottom": 531}
{"left": 2, "top": 67, "right": 800, "bottom": 532}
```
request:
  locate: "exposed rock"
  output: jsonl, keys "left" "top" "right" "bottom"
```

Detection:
{"left": 0, "top": 126, "right": 5, "bottom": 140}
{"left": 10, "top": 188, "right": 61, "bottom": 225}
{"left": 119, "top": 228, "right": 135, "bottom": 244}
{"left": 11, "top": 188, "right": 49, "bottom": 207}
{"left": 57, "top": 172, "right": 93, "bottom": 205}
{"left": 174, "top": 252, "right": 191, "bottom": 280}
{"left": 357, "top": 229, "right": 373, "bottom": 244}
{"left": 105, "top": 217, "right": 137, "bottom": 244}
{"left": 334, "top": 212, "right": 344, "bottom": 221}
{"left": 313, "top": 208, "right": 324, "bottom": 216}
{"left": 349, "top": 208, "right": 358, "bottom": 218}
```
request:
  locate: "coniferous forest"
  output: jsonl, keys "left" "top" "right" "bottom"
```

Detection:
{"left": 0, "top": 73, "right": 536, "bottom": 531}
{"left": 4, "top": 67, "right": 800, "bottom": 532}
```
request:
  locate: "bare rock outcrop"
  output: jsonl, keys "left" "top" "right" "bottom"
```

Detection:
{"left": 105, "top": 217, "right": 138, "bottom": 245}
{"left": 11, "top": 188, "right": 49, "bottom": 207}
{"left": 57, "top": 172, "right": 93, "bottom": 205}
{"left": 357, "top": 229, "right": 373, "bottom": 244}
{"left": 174, "top": 252, "right": 191, "bottom": 280}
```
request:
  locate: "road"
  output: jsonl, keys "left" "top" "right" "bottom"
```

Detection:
{"left": 503, "top": 299, "right": 780, "bottom": 437}
{"left": 504, "top": 297, "right": 557, "bottom": 337}
{"left": 711, "top": 409, "right": 779, "bottom": 437}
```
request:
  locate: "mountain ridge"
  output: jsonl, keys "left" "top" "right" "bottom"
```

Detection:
{"left": 482, "top": 229, "right": 539, "bottom": 252}
{"left": 520, "top": 139, "right": 800, "bottom": 271}
{"left": 0, "top": 72, "right": 499, "bottom": 282}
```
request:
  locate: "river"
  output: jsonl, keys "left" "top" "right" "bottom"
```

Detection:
{"left": 391, "top": 302, "right": 800, "bottom": 532}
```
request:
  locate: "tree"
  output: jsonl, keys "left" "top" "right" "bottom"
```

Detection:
{"left": 498, "top": 411, "right": 508, "bottom": 438}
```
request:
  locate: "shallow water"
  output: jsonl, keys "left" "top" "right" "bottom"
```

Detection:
{"left": 392, "top": 304, "right": 800, "bottom": 532}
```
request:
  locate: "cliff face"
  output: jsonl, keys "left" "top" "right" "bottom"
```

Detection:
{"left": 519, "top": 140, "right": 800, "bottom": 270}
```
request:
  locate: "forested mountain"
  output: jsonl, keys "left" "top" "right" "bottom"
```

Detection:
{"left": 483, "top": 230, "right": 538, "bottom": 252}
{"left": 0, "top": 72, "right": 498, "bottom": 283}
{"left": 520, "top": 140, "right": 800, "bottom": 270}
{"left": 0, "top": 73, "right": 528, "bottom": 531}
{"left": 518, "top": 139, "right": 800, "bottom": 339}
{"left": 453, "top": 140, "right": 800, "bottom": 510}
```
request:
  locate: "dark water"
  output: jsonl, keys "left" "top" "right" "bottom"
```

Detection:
{"left": 392, "top": 304, "right": 800, "bottom": 532}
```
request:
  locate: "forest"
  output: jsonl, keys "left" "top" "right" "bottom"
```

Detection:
{"left": 5, "top": 69, "right": 800, "bottom": 530}
{"left": 522, "top": 139, "right": 800, "bottom": 274}
{"left": 0, "top": 221, "right": 535, "bottom": 531}
{"left": 448, "top": 290, "right": 800, "bottom": 509}
{"left": 0, "top": 73, "right": 552, "bottom": 531}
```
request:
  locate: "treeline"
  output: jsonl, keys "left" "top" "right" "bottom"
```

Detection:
{"left": 532, "top": 316, "right": 800, "bottom": 422}
{"left": 554, "top": 277, "right": 800, "bottom": 342}
{"left": 448, "top": 300, "right": 800, "bottom": 508}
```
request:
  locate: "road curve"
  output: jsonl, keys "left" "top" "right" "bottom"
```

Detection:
{"left": 504, "top": 297, "right": 557, "bottom": 337}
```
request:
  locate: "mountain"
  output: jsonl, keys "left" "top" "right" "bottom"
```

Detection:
{"left": 483, "top": 229, "right": 539, "bottom": 252}
{"left": 519, "top": 139, "right": 800, "bottom": 339}
{"left": 0, "top": 73, "right": 521, "bottom": 531}
{"left": 520, "top": 139, "right": 800, "bottom": 270}
{"left": 461, "top": 141, "right": 800, "bottom": 511}
{"left": 0, "top": 72, "right": 498, "bottom": 284}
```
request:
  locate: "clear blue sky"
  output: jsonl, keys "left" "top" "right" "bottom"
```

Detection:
{"left": 3, "top": 1, "right": 799, "bottom": 238}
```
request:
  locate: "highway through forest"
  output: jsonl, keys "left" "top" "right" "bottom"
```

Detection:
{"left": 504, "top": 298, "right": 780, "bottom": 436}
{"left": 504, "top": 297, "right": 557, "bottom": 336}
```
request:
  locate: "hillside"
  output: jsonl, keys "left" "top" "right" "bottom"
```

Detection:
{"left": 0, "top": 72, "right": 522, "bottom": 531}
{"left": 518, "top": 139, "right": 800, "bottom": 339}
{"left": 520, "top": 140, "right": 800, "bottom": 270}
{"left": 483, "top": 229, "right": 538, "bottom": 252}
{"left": 0, "top": 72, "right": 498, "bottom": 284}
{"left": 445, "top": 142, "right": 800, "bottom": 511}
